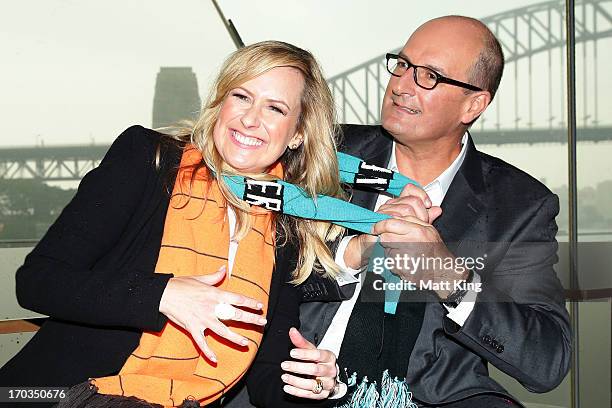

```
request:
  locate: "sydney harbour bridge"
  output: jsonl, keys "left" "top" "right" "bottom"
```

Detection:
{"left": 1, "top": 0, "right": 611, "bottom": 182}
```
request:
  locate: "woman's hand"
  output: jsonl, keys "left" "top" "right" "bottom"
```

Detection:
{"left": 159, "top": 265, "right": 266, "bottom": 362}
{"left": 281, "top": 327, "right": 339, "bottom": 400}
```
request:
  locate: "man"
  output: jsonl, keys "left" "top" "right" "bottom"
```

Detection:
{"left": 298, "top": 15, "right": 571, "bottom": 407}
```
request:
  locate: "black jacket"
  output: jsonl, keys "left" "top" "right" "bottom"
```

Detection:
{"left": 299, "top": 124, "right": 572, "bottom": 407}
{"left": 0, "top": 126, "right": 307, "bottom": 406}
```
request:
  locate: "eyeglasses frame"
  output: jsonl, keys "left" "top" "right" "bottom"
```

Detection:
{"left": 385, "top": 53, "right": 483, "bottom": 92}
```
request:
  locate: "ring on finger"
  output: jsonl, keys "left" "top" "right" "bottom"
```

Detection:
{"left": 312, "top": 377, "right": 324, "bottom": 395}
{"left": 214, "top": 303, "right": 235, "bottom": 320}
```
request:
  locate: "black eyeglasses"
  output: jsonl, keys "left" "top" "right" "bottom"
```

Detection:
{"left": 385, "top": 53, "right": 483, "bottom": 92}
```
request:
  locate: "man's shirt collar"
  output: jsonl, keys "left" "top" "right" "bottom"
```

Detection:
{"left": 387, "top": 132, "right": 469, "bottom": 206}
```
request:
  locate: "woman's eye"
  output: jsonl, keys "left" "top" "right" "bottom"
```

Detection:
{"left": 269, "top": 106, "right": 285, "bottom": 115}
{"left": 232, "top": 93, "right": 249, "bottom": 102}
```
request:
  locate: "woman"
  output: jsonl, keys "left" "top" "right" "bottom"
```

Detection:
{"left": 0, "top": 41, "right": 344, "bottom": 407}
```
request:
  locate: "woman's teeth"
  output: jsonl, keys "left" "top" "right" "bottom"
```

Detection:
{"left": 233, "top": 131, "right": 263, "bottom": 146}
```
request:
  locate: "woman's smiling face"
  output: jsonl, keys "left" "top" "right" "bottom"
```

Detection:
{"left": 212, "top": 66, "right": 305, "bottom": 174}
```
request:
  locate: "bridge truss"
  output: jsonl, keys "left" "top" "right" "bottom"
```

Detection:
{"left": 327, "top": 0, "right": 612, "bottom": 141}
{"left": 0, "top": 145, "right": 108, "bottom": 182}
{"left": 2, "top": 0, "right": 612, "bottom": 182}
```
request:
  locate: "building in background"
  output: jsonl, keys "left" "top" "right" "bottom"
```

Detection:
{"left": 152, "top": 67, "right": 201, "bottom": 129}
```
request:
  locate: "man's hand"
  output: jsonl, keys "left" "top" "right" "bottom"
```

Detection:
{"left": 377, "top": 183, "right": 442, "bottom": 224}
{"left": 372, "top": 217, "right": 465, "bottom": 300}
{"left": 280, "top": 328, "right": 338, "bottom": 400}
{"left": 343, "top": 184, "right": 441, "bottom": 270}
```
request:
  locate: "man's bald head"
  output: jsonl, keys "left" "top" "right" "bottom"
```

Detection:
{"left": 415, "top": 16, "right": 505, "bottom": 101}
{"left": 381, "top": 15, "right": 503, "bottom": 145}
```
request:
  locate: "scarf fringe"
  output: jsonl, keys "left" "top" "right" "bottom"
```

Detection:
{"left": 55, "top": 381, "right": 202, "bottom": 407}
{"left": 338, "top": 370, "right": 417, "bottom": 408}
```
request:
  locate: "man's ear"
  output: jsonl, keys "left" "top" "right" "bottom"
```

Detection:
{"left": 461, "top": 91, "right": 491, "bottom": 125}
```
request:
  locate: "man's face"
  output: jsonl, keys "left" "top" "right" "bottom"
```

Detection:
{"left": 381, "top": 20, "right": 483, "bottom": 146}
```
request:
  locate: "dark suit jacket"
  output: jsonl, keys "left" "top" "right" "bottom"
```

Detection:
{"left": 299, "top": 124, "right": 572, "bottom": 406}
{"left": 0, "top": 125, "right": 306, "bottom": 406}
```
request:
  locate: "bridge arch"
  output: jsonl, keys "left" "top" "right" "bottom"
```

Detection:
{"left": 2, "top": 0, "right": 612, "bottom": 182}
{"left": 327, "top": 0, "right": 612, "bottom": 142}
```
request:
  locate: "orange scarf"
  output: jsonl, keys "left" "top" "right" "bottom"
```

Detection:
{"left": 93, "top": 146, "right": 277, "bottom": 407}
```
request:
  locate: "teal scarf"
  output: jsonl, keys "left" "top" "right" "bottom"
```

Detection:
{"left": 224, "top": 152, "right": 419, "bottom": 234}
{"left": 223, "top": 152, "right": 419, "bottom": 315}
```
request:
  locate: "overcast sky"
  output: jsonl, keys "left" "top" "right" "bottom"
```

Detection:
{"left": 0, "top": 0, "right": 563, "bottom": 145}
{"left": 1, "top": 0, "right": 610, "bottom": 188}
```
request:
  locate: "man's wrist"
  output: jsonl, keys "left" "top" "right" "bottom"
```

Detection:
{"left": 441, "top": 269, "right": 475, "bottom": 306}
{"left": 433, "top": 260, "right": 472, "bottom": 300}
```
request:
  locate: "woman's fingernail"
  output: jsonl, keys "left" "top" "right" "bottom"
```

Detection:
{"left": 281, "top": 374, "right": 289, "bottom": 382}
{"left": 281, "top": 362, "right": 290, "bottom": 370}
{"left": 289, "top": 349, "right": 299, "bottom": 358}
{"left": 425, "top": 198, "right": 432, "bottom": 207}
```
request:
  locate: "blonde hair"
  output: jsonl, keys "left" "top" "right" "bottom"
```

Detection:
{"left": 160, "top": 41, "right": 345, "bottom": 284}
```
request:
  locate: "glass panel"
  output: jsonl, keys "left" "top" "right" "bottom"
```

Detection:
{"left": 577, "top": 301, "right": 611, "bottom": 408}
{"left": 0, "top": 0, "right": 240, "bottom": 352}
{"left": 0, "top": 0, "right": 236, "bottom": 243}
{"left": 575, "top": 1, "right": 612, "bottom": 407}
{"left": 475, "top": 2, "right": 572, "bottom": 403}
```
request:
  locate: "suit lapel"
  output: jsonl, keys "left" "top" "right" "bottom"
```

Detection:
{"left": 433, "top": 134, "right": 486, "bottom": 250}
{"left": 344, "top": 128, "right": 488, "bottom": 248}
{"left": 434, "top": 173, "right": 484, "bottom": 251}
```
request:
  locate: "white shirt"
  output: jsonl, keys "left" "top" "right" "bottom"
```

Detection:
{"left": 319, "top": 132, "right": 481, "bottom": 357}
{"left": 227, "top": 207, "right": 238, "bottom": 276}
